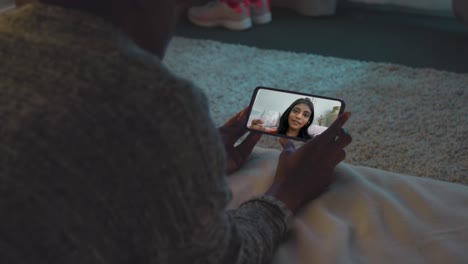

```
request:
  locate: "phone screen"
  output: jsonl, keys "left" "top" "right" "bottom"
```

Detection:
{"left": 245, "top": 87, "right": 345, "bottom": 141}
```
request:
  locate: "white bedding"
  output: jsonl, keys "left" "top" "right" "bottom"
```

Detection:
{"left": 228, "top": 147, "right": 468, "bottom": 263}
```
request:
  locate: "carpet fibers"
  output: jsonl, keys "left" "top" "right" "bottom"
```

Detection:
{"left": 164, "top": 37, "right": 468, "bottom": 184}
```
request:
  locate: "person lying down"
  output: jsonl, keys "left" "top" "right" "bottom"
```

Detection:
{"left": 0, "top": 1, "right": 467, "bottom": 264}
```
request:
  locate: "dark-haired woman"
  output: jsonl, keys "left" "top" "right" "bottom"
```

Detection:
{"left": 277, "top": 98, "right": 314, "bottom": 140}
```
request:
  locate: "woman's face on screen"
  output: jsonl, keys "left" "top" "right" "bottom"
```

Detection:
{"left": 287, "top": 103, "right": 312, "bottom": 131}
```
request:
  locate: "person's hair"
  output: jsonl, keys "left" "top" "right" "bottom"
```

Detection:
{"left": 278, "top": 97, "right": 314, "bottom": 140}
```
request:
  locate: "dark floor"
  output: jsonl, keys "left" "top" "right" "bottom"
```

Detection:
{"left": 176, "top": 6, "right": 468, "bottom": 73}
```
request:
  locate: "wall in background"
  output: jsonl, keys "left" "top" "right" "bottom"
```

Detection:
{"left": 343, "top": 0, "right": 453, "bottom": 16}
{"left": 347, "top": 0, "right": 451, "bottom": 11}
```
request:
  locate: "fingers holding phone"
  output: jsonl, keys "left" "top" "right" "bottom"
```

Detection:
{"left": 267, "top": 112, "right": 352, "bottom": 214}
{"left": 219, "top": 107, "right": 263, "bottom": 175}
{"left": 320, "top": 112, "right": 352, "bottom": 168}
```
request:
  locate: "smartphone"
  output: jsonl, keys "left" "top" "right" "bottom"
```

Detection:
{"left": 245, "top": 86, "right": 346, "bottom": 141}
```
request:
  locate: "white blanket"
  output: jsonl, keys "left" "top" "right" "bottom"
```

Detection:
{"left": 228, "top": 147, "right": 468, "bottom": 263}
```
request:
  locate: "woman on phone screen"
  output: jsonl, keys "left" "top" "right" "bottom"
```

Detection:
{"left": 277, "top": 98, "right": 314, "bottom": 140}
{"left": 249, "top": 98, "right": 314, "bottom": 140}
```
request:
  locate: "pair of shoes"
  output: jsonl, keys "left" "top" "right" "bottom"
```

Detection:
{"left": 188, "top": 0, "right": 272, "bottom": 31}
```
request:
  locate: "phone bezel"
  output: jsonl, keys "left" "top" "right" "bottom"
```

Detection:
{"left": 245, "top": 86, "right": 346, "bottom": 142}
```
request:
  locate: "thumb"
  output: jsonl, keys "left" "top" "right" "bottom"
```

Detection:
{"left": 275, "top": 138, "right": 295, "bottom": 183}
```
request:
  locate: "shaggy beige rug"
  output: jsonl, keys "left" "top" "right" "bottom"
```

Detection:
{"left": 164, "top": 37, "right": 468, "bottom": 185}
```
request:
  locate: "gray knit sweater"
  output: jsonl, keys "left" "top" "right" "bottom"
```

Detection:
{"left": 0, "top": 3, "right": 290, "bottom": 264}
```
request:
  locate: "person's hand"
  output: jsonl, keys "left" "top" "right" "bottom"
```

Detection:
{"left": 218, "top": 108, "right": 262, "bottom": 175}
{"left": 266, "top": 112, "right": 352, "bottom": 213}
{"left": 249, "top": 119, "right": 265, "bottom": 130}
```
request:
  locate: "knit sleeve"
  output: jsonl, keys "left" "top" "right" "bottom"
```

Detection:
{"left": 223, "top": 196, "right": 292, "bottom": 263}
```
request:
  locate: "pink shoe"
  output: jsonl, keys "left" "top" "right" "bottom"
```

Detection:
{"left": 251, "top": 0, "right": 272, "bottom": 24}
{"left": 188, "top": 0, "right": 253, "bottom": 30}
